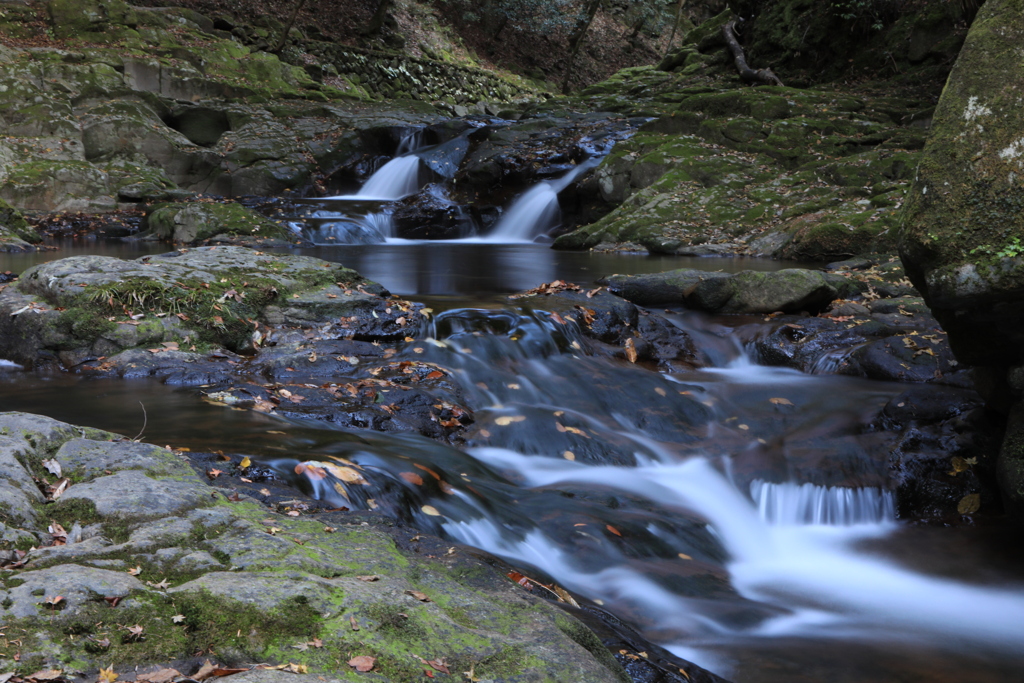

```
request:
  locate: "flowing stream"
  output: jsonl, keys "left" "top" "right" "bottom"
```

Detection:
{"left": 3, "top": 153, "right": 1024, "bottom": 682}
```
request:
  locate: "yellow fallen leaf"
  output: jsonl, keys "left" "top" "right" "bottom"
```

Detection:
{"left": 321, "top": 462, "right": 369, "bottom": 485}
{"left": 99, "top": 666, "right": 119, "bottom": 683}
{"left": 957, "top": 493, "right": 980, "bottom": 515}
{"left": 563, "top": 451, "right": 575, "bottom": 461}
{"left": 239, "top": 456, "right": 251, "bottom": 468}
{"left": 422, "top": 505, "right": 441, "bottom": 516}
{"left": 768, "top": 397, "right": 793, "bottom": 406}
{"left": 495, "top": 415, "right": 526, "bottom": 426}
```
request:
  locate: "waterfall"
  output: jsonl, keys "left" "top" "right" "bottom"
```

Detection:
{"left": 355, "top": 155, "right": 423, "bottom": 200}
{"left": 455, "top": 449, "right": 1024, "bottom": 657}
{"left": 750, "top": 479, "right": 896, "bottom": 525}
{"left": 486, "top": 157, "right": 601, "bottom": 242}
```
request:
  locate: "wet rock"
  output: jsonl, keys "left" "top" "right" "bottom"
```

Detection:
{"left": 391, "top": 184, "right": 475, "bottom": 239}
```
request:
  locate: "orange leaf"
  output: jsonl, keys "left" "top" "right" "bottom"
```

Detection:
{"left": 399, "top": 472, "right": 424, "bottom": 485}
{"left": 606, "top": 524, "right": 622, "bottom": 536}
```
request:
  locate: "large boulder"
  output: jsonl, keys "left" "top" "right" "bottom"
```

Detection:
{"left": 899, "top": 0, "right": 1024, "bottom": 368}
{"left": 896, "top": 0, "right": 1024, "bottom": 518}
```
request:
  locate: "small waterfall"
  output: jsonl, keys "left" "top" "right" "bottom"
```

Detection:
{"left": 396, "top": 128, "right": 426, "bottom": 155}
{"left": 308, "top": 211, "right": 393, "bottom": 245}
{"left": 356, "top": 155, "right": 423, "bottom": 200}
{"left": 486, "top": 157, "right": 601, "bottom": 242}
{"left": 750, "top": 479, "right": 896, "bottom": 525}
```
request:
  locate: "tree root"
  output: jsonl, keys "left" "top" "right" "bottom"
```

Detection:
{"left": 723, "top": 19, "right": 785, "bottom": 87}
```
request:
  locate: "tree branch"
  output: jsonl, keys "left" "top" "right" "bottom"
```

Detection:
{"left": 722, "top": 19, "right": 784, "bottom": 87}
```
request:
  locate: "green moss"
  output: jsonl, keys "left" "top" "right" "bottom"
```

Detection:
{"left": 44, "top": 497, "right": 103, "bottom": 528}
{"left": 176, "top": 590, "right": 322, "bottom": 657}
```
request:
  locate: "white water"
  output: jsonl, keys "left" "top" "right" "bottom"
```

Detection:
{"left": 485, "top": 158, "right": 601, "bottom": 242}
{"left": 446, "top": 448, "right": 1024, "bottom": 662}
{"left": 353, "top": 155, "right": 423, "bottom": 200}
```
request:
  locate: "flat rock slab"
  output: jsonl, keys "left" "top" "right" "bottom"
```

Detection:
{"left": 54, "top": 438, "right": 197, "bottom": 479}
{"left": 62, "top": 470, "right": 210, "bottom": 517}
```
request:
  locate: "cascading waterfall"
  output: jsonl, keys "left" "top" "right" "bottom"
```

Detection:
{"left": 486, "top": 157, "right": 601, "bottom": 242}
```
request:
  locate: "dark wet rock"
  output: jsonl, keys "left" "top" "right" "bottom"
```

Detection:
{"left": 392, "top": 184, "right": 476, "bottom": 239}
{"left": 604, "top": 268, "right": 839, "bottom": 314}
{"left": 0, "top": 411, "right": 628, "bottom": 683}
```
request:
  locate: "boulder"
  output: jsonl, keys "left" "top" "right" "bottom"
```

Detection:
{"left": 604, "top": 268, "right": 839, "bottom": 314}
{"left": 895, "top": 0, "right": 1024, "bottom": 518}
{"left": 145, "top": 201, "right": 291, "bottom": 244}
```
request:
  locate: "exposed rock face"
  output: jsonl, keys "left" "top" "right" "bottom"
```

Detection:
{"left": 0, "top": 411, "right": 628, "bottom": 682}
{"left": 896, "top": 0, "right": 1024, "bottom": 518}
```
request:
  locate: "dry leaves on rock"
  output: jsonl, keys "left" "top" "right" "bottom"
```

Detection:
{"left": 510, "top": 280, "right": 581, "bottom": 298}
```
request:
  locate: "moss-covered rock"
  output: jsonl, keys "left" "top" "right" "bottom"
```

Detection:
{"left": 0, "top": 246, "right": 379, "bottom": 362}
{"left": 0, "top": 411, "right": 627, "bottom": 682}
{"left": 899, "top": 0, "right": 1024, "bottom": 368}
{"left": 145, "top": 201, "right": 291, "bottom": 244}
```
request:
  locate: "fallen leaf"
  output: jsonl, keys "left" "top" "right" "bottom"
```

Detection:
{"left": 957, "top": 493, "right": 981, "bottom": 515}
{"left": 98, "top": 667, "right": 118, "bottom": 683}
{"left": 606, "top": 524, "right": 622, "bottom": 537}
{"left": 347, "top": 656, "right": 376, "bottom": 673}
{"left": 192, "top": 662, "right": 216, "bottom": 681}
{"left": 127, "top": 565, "right": 142, "bottom": 576}
{"left": 206, "top": 468, "right": 223, "bottom": 479}
{"left": 136, "top": 668, "right": 181, "bottom": 683}
{"left": 421, "top": 505, "right": 441, "bottom": 517}
{"left": 623, "top": 337, "right": 638, "bottom": 363}
{"left": 357, "top": 575, "right": 380, "bottom": 582}
{"left": 563, "top": 451, "right": 576, "bottom": 461}
{"left": 28, "top": 670, "right": 63, "bottom": 681}
{"left": 350, "top": 615, "right": 360, "bottom": 631}
{"left": 320, "top": 462, "right": 368, "bottom": 485}
{"left": 425, "top": 659, "right": 450, "bottom": 675}
{"left": 171, "top": 614, "right": 185, "bottom": 623}
{"left": 400, "top": 472, "right": 424, "bottom": 486}
{"left": 495, "top": 415, "right": 526, "bottom": 426}
{"left": 41, "top": 458, "right": 62, "bottom": 477}
{"left": 239, "top": 456, "right": 251, "bottom": 468}
{"left": 125, "top": 624, "right": 144, "bottom": 640}
{"left": 406, "top": 590, "right": 431, "bottom": 602}
{"left": 552, "top": 585, "right": 580, "bottom": 607}
{"left": 768, "top": 397, "right": 794, "bottom": 406}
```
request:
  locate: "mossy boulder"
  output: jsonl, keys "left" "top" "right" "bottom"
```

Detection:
{"left": 899, "top": 0, "right": 1024, "bottom": 368}
{"left": 145, "top": 202, "right": 291, "bottom": 244}
{"left": 0, "top": 246, "right": 379, "bottom": 363}
{"left": 0, "top": 198, "right": 38, "bottom": 250}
